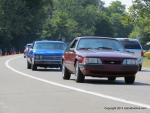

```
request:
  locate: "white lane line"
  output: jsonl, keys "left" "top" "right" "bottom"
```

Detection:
{"left": 5, "top": 56, "right": 150, "bottom": 109}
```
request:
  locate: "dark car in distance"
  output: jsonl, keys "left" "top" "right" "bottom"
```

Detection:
{"left": 62, "top": 36, "right": 139, "bottom": 84}
{"left": 27, "top": 40, "right": 66, "bottom": 71}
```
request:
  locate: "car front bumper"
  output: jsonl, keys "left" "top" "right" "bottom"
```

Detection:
{"left": 79, "top": 64, "right": 138, "bottom": 77}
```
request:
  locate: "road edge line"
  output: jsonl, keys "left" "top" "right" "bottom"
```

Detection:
{"left": 5, "top": 56, "right": 150, "bottom": 109}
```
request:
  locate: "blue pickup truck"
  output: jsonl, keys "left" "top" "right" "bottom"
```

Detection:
{"left": 27, "top": 40, "right": 66, "bottom": 71}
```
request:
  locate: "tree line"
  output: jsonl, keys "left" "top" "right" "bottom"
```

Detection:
{"left": 0, "top": 0, "right": 149, "bottom": 51}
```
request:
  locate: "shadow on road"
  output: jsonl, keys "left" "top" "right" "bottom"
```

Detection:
{"left": 73, "top": 79, "right": 150, "bottom": 86}
{"left": 36, "top": 68, "right": 61, "bottom": 72}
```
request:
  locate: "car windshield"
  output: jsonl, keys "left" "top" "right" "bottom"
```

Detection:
{"left": 120, "top": 40, "right": 141, "bottom": 49}
{"left": 34, "top": 42, "right": 65, "bottom": 50}
{"left": 77, "top": 38, "right": 124, "bottom": 51}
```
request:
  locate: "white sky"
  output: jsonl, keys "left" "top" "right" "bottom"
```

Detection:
{"left": 102, "top": 0, "right": 133, "bottom": 8}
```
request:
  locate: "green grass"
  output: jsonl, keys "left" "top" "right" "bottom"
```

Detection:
{"left": 143, "top": 58, "right": 150, "bottom": 68}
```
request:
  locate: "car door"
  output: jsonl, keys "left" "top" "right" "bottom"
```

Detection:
{"left": 64, "top": 39, "right": 78, "bottom": 73}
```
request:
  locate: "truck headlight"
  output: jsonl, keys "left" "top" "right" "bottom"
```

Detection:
{"left": 39, "top": 55, "right": 43, "bottom": 59}
{"left": 84, "top": 58, "right": 102, "bottom": 64}
{"left": 34, "top": 55, "right": 40, "bottom": 59}
{"left": 123, "top": 59, "right": 137, "bottom": 65}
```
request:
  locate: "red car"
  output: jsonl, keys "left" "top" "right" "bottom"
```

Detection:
{"left": 62, "top": 36, "right": 139, "bottom": 84}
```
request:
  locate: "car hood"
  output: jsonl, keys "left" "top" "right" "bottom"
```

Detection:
{"left": 76, "top": 50, "right": 136, "bottom": 59}
{"left": 33, "top": 49, "right": 64, "bottom": 56}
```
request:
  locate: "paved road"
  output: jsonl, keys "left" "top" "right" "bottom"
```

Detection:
{"left": 0, "top": 55, "right": 150, "bottom": 113}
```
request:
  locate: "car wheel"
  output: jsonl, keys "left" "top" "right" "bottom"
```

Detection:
{"left": 27, "top": 61, "right": 31, "bottom": 69}
{"left": 108, "top": 77, "right": 116, "bottom": 81}
{"left": 124, "top": 76, "right": 135, "bottom": 84}
{"left": 62, "top": 62, "right": 71, "bottom": 80}
{"left": 75, "top": 61, "right": 85, "bottom": 83}
{"left": 32, "top": 64, "right": 37, "bottom": 71}
{"left": 139, "top": 64, "right": 142, "bottom": 71}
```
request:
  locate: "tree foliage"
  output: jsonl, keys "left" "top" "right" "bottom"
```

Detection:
{"left": 0, "top": 0, "right": 52, "bottom": 50}
{"left": 42, "top": 0, "right": 114, "bottom": 41}
{"left": 129, "top": 0, "right": 150, "bottom": 45}
{"left": 0, "top": 0, "right": 149, "bottom": 50}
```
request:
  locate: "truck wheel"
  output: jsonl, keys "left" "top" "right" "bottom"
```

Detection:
{"left": 62, "top": 62, "right": 71, "bottom": 80}
{"left": 32, "top": 64, "right": 37, "bottom": 71}
{"left": 75, "top": 61, "right": 85, "bottom": 83}
{"left": 27, "top": 61, "right": 31, "bottom": 69}
{"left": 125, "top": 76, "right": 135, "bottom": 84}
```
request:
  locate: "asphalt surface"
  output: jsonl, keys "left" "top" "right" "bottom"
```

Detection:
{"left": 0, "top": 55, "right": 150, "bottom": 113}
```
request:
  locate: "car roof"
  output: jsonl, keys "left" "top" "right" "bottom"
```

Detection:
{"left": 115, "top": 38, "right": 139, "bottom": 42}
{"left": 76, "top": 36, "right": 116, "bottom": 40}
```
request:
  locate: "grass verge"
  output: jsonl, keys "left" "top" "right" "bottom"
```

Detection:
{"left": 143, "top": 58, "right": 150, "bottom": 68}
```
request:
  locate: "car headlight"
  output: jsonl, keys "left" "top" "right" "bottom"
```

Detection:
{"left": 123, "top": 59, "right": 137, "bottom": 65}
{"left": 84, "top": 58, "right": 102, "bottom": 64}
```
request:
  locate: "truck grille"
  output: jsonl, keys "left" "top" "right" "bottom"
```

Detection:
{"left": 42, "top": 56, "right": 62, "bottom": 60}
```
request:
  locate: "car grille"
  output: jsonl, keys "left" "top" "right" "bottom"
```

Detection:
{"left": 102, "top": 60, "right": 122, "bottom": 64}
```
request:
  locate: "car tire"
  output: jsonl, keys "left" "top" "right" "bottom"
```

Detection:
{"left": 75, "top": 61, "right": 85, "bottom": 83}
{"left": 124, "top": 76, "right": 135, "bottom": 84}
{"left": 62, "top": 62, "right": 71, "bottom": 80}
{"left": 32, "top": 64, "right": 37, "bottom": 71}
{"left": 108, "top": 77, "right": 116, "bottom": 81}
{"left": 27, "top": 61, "right": 31, "bottom": 69}
{"left": 139, "top": 64, "right": 142, "bottom": 71}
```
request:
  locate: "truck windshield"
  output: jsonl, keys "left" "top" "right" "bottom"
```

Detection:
{"left": 120, "top": 40, "right": 141, "bottom": 49}
{"left": 34, "top": 42, "right": 65, "bottom": 50}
